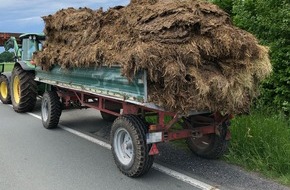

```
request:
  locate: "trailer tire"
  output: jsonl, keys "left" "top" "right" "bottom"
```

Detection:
{"left": 0, "top": 74, "right": 11, "bottom": 104}
{"left": 111, "top": 115, "right": 154, "bottom": 177}
{"left": 100, "top": 110, "right": 119, "bottom": 122}
{"left": 186, "top": 124, "right": 229, "bottom": 159}
{"left": 41, "top": 91, "right": 62, "bottom": 129}
{"left": 11, "top": 65, "right": 37, "bottom": 112}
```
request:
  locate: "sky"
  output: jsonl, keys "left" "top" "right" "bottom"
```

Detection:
{"left": 0, "top": 0, "right": 130, "bottom": 51}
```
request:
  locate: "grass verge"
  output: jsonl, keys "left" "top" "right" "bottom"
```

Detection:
{"left": 225, "top": 110, "right": 290, "bottom": 185}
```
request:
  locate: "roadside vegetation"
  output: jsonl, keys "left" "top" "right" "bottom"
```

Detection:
{"left": 226, "top": 110, "right": 290, "bottom": 185}
{"left": 0, "top": 51, "right": 14, "bottom": 63}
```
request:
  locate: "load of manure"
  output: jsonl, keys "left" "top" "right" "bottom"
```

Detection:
{"left": 34, "top": 0, "right": 272, "bottom": 114}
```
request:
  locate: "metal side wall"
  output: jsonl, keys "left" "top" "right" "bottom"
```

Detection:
{"left": 35, "top": 65, "right": 147, "bottom": 103}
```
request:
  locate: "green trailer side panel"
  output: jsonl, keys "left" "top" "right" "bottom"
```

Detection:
{"left": 35, "top": 65, "right": 147, "bottom": 103}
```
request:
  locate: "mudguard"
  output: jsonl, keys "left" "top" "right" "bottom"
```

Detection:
{"left": 18, "top": 61, "right": 35, "bottom": 71}
{"left": 0, "top": 72, "right": 12, "bottom": 82}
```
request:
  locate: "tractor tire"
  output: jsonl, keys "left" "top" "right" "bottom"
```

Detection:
{"left": 0, "top": 74, "right": 11, "bottom": 104}
{"left": 111, "top": 115, "right": 154, "bottom": 177}
{"left": 10, "top": 65, "right": 37, "bottom": 112}
{"left": 186, "top": 124, "right": 229, "bottom": 159}
{"left": 100, "top": 109, "right": 120, "bottom": 122}
{"left": 41, "top": 91, "right": 62, "bottom": 129}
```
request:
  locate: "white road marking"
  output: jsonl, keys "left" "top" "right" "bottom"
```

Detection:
{"left": 60, "top": 125, "right": 111, "bottom": 150}
{"left": 152, "top": 163, "right": 218, "bottom": 190}
{"left": 27, "top": 112, "right": 41, "bottom": 119}
{"left": 1, "top": 101, "right": 218, "bottom": 190}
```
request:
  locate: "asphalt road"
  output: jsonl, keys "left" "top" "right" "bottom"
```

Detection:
{"left": 0, "top": 101, "right": 289, "bottom": 190}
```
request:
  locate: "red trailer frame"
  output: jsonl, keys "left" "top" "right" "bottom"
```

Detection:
{"left": 55, "top": 86, "right": 232, "bottom": 156}
{"left": 39, "top": 84, "right": 233, "bottom": 177}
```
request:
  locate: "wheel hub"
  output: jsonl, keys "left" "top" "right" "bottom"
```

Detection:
{"left": 114, "top": 128, "right": 134, "bottom": 166}
{"left": 191, "top": 135, "right": 212, "bottom": 150}
{"left": 42, "top": 99, "right": 49, "bottom": 122}
{"left": 13, "top": 76, "right": 20, "bottom": 104}
{"left": 0, "top": 81, "right": 8, "bottom": 99}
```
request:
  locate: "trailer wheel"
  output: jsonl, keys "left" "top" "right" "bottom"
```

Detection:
{"left": 0, "top": 75, "right": 11, "bottom": 104}
{"left": 186, "top": 123, "right": 229, "bottom": 159}
{"left": 41, "top": 91, "right": 62, "bottom": 129}
{"left": 111, "top": 115, "right": 154, "bottom": 177}
{"left": 11, "top": 65, "right": 37, "bottom": 112}
{"left": 100, "top": 109, "right": 119, "bottom": 122}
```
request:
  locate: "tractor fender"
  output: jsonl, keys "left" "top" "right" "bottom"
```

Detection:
{"left": 0, "top": 72, "right": 12, "bottom": 83}
{"left": 17, "top": 61, "right": 35, "bottom": 71}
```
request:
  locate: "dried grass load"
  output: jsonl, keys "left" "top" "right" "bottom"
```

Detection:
{"left": 34, "top": 0, "right": 272, "bottom": 114}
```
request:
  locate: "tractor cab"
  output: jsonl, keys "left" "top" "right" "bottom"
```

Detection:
{"left": 19, "top": 33, "right": 45, "bottom": 61}
{"left": 3, "top": 33, "right": 45, "bottom": 62}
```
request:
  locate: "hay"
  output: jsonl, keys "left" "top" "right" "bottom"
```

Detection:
{"left": 34, "top": 0, "right": 272, "bottom": 114}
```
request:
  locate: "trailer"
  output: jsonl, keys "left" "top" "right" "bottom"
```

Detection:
{"left": 1, "top": 32, "right": 232, "bottom": 177}
{"left": 34, "top": 64, "right": 232, "bottom": 177}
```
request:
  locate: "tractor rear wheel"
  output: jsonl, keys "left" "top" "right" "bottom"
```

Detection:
{"left": 111, "top": 115, "right": 154, "bottom": 177}
{"left": 0, "top": 74, "right": 11, "bottom": 104}
{"left": 11, "top": 65, "right": 37, "bottom": 112}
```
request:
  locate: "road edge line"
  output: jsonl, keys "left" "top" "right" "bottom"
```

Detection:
{"left": 153, "top": 163, "right": 218, "bottom": 190}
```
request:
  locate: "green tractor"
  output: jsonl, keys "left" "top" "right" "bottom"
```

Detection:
{"left": 0, "top": 33, "right": 45, "bottom": 112}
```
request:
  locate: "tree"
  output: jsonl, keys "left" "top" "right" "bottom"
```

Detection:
{"left": 210, "top": 0, "right": 234, "bottom": 15}
{"left": 0, "top": 51, "right": 14, "bottom": 62}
